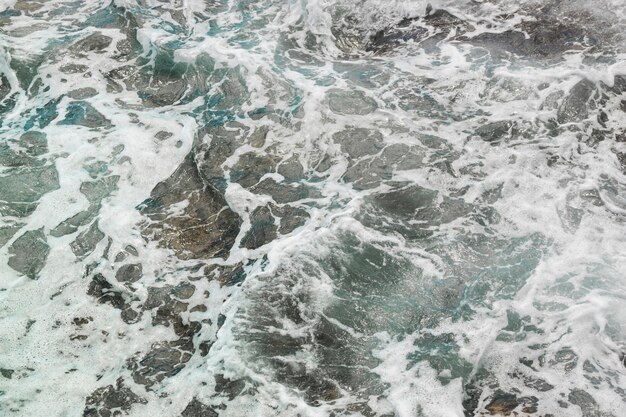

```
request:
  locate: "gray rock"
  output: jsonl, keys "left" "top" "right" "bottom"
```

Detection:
{"left": 0, "top": 222, "right": 23, "bottom": 248}
{"left": 333, "top": 127, "right": 383, "bottom": 158}
{"left": 0, "top": 164, "right": 59, "bottom": 217}
{"left": 59, "top": 101, "right": 111, "bottom": 128}
{"left": 130, "top": 342, "right": 192, "bottom": 389}
{"left": 328, "top": 89, "right": 377, "bottom": 115}
{"left": 367, "top": 9, "right": 470, "bottom": 53}
{"left": 251, "top": 178, "right": 320, "bottom": 204}
{"left": 80, "top": 176, "right": 119, "bottom": 204}
{"left": 463, "top": 20, "right": 594, "bottom": 60}
{"left": 115, "top": 263, "right": 142, "bottom": 283}
{"left": 272, "top": 204, "right": 309, "bottom": 234}
{"left": 68, "top": 87, "right": 98, "bottom": 99}
{"left": 7, "top": 228, "right": 49, "bottom": 279}
{"left": 557, "top": 79, "right": 597, "bottom": 124}
{"left": 60, "top": 63, "right": 89, "bottom": 74}
{"left": 71, "top": 221, "right": 105, "bottom": 259}
{"left": 196, "top": 125, "right": 248, "bottom": 191}
{"left": 181, "top": 399, "right": 218, "bottom": 417}
{"left": 83, "top": 378, "right": 146, "bottom": 417}
{"left": 241, "top": 205, "right": 277, "bottom": 249}
{"left": 72, "top": 33, "right": 112, "bottom": 54}
{"left": 276, "top": 155, "right": 304, "bottom": 182}
{"left": 140, "top": 153, "right": 241, "bottom": 260}
{"left": 249, "top": 125, "right": 269, "bottom": 148}
{"left": 19, "top": 131, "right": 47, "bottom": 156}
{"left": 568, "top": 389, "right": 612, "bottom": 417}
{"left": 230, "top": 152, "right": 277, "bottom": 188}
{"left": 51, "top": 209, "right": 97, "bottom": 237}
{"left": 475, "top": 121, "right": 513, "bottom": 142}
{"left": 343, "top": 157, "right": 390, "bottom": 190}
{"left": 143, "top": 79, "right": 186, "bottom": 106}
{"left": 87, "top": 273, "right": 128, "bottom": 310}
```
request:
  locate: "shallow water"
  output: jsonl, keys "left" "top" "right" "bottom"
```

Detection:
{"left": 1, "top": 0, "right": 626, "bottom": 416}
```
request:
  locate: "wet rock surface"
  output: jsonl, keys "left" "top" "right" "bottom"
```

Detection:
{"left": 241, "top": 205, "right": 277, "bottom": 249}
{"left": 71, "top": 32, "right": 112, "bottom": 54}
{"left": 7, "top": 228, "right": 49, "bottom": 279}
{"left": 463, "top": 20, "right": 594, "bottom": 59}
{"left": 181, "top": 399, "right": 219, "bottom": 417}
{"left": 83, "top": 378, "right": 146, "bottom": 417}
{"left": 0, "top": 164, "right": 59, "bottom": 217}
{"left": 328, "top": 89, "right": 378, "bottom": 115}
{"left": 139, "top": 152, "right": 241, "bottom": 260}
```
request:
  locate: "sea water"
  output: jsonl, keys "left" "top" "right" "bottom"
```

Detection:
{"left": 1, "top": 0, "right": 626, "bottom": 416}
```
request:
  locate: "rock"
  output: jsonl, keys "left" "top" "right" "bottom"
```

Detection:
{"left": 272, "top": 204, "right": 309, "bottom": 234}
{"left": 230, "top": 152, "right": 277, "bottom": 188}
{"left": 181, "top": 399, "right": 219, "bottom": 417}
{"left": 204, "top": 263, "right": 246, "bottom": 286}
{"left": 249, "top": 125, "right": 269, "bottom": 148}
{"left": 80, "top": 176, "right": 119, "bottom": 204}
{"left": 568, "top": 389, "right": 608, "bottom": 417}
{"left": 71, "top": 33, "right": 112, "bottom": 54}
{"left": 68, "top": 87, "right": 98, "bottom": 99}
{"left": 130, "top": 342, "right": 192, "bottom": 389}
{"left": 0, "top": 164, "right": 59, "bottom": 217}
{"left": 7, "top": 228, "right": 49, "bottom": 279}
{"left": 139, "top": 152, "right": 241, "bottom": 260}
{"left": 0, "top": 74, "right": 11, "bottom": 101}
{"left": 214, "top": 374, "right": 246, "bottom": 401}
{"left": 484, "top": 391, "right": 519, "bottom": 415}
{"left": 142, "top": 79, "right": 187, "bottom": 106}
{"left": 241, "top": 205, "right": 277, "bottom": 249}
{"left": 328, "top": 89, "right": 377, "bottom": 115}
{"left": 60, "top": 63, "right": 89, "bottom": 74}
{"left": 0, "top": 223, "right": 23, "bottom": 248}
{"left": 463, "top": 20, "right": 594, "bottom": 60}
{"left": 474, "top": 121, "right": 513, "bottom": 142}
{"left": 59, "top": 101, "right": 111, "bottom": 128}
{"left": 71, "top": 221, "right": 105, "bottom": 259}
{"left": 87, "top": 273, "right": 128, "bottom": 310}
{"left": 277, "top": 155, "right": 304, "bottom": 182}
{"left": 155, "top": 131, "right": 172, "bottom": 141}
{"left": 196, "top": 124, "right": 247, "bottom": 192}
{"left": 333, "top": 127, "right": 383, "bottom": 158}
{"left": 367, "top": 9, "right": 470, "bottom": 53}
{"left": 251, "top": 178, "right": 319, "bottom": 204}
{"left": 19, "top": 131, "right": 47, "bottom": 156}
{"left": 557, "top": 79, "right": 597, "bottom": 124}
{"left": 83, "top": 378, "right": 146, "bottom": 417}
{"left": 51, "top": 209, "right": 98, "bottom": 237}
{"left": 115, "top": 263, "right": 142, "bottom": 283}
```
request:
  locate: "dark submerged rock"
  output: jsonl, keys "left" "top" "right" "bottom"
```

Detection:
{"left": 0, "top": 164, "right": 59, "bottom": 218}
{"left": 7, "top": 228, "right": 49, "bottom": 279}
{"left": 83, "top": 378, "right": 146, "bottom": 417}
{"left": 72, "top": 33, "right": 112, "bottom": 54}
{"left": 130, "top": 342, "right": 192, "bottom": 389}
{"left": 463, "top": 20, "right": 595, "bottom": 60}
{"left": 115, "top": 263, "right": 142, "bottom": 283}
{"left": 241, "top": 205, "right": 277, "bottom": 249}
{"left": 59, "top": 101, "right": 112, "bottom": 128}
{"left": 71, "top": 221, "right": 105, "bottom": 259}
{"left": 181, "top": 399, "right": 219, "bottom": 417}
{"left": 557, "top": 79, "right": 598, "bottom": 124}
{"left": 139, "top": 152, "right": 241, "bottom": 260}
{"left": 475, "top": 121, "right": 514, "bottom": 142}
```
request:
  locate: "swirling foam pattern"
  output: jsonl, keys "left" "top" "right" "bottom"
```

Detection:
{"left": 1, "top": 0, "right": 626, "bottom": 416}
